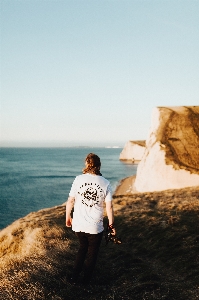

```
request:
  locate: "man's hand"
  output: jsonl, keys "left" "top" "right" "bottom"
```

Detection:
{"left": 66, "top": 197, "right": 75, "bottom": 227}
{"left": 66, "top": 217, "right": 72, "bottom": 227}
{"left": 106, "top": 201, "right": 116, "bottom": 234}
{"left": 111, "top": 228, "right": 116, "bottom": 235}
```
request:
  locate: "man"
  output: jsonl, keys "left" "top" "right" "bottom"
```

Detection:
{"left": 66, "top": 153, "right": 116, "bottom": 284}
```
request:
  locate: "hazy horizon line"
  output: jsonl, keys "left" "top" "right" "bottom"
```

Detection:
{"left": 0, "top": 142, "right": 124, "bottom": 148}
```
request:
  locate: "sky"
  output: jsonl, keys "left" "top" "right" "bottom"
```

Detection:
{"left": 1, "top": 0, "right": 199, "bottom": 147}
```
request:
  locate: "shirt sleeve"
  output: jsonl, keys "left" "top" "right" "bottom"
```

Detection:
{"left": 105, "top": 183, "right": 112, "bottom": 202}
{"left": 69, "top": 177, "right": 77, "bottom": 197}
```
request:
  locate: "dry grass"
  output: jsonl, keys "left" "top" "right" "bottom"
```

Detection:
{"left": 1, "top": 186, "right": 199, "bottom": 299}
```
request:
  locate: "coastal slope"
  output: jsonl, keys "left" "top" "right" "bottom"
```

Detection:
{"left": 134, "top": 106, "right": 199, "bottom": 192}
{"left": 1, "top": 186, "right": 199, "bottom": 299}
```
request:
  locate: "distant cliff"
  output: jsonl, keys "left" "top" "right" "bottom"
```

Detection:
{"left": 134, "top": 106, "right": 199, "bottom": 192}
{"left": 119, "top": 140, "right": 145, "bottom": 162}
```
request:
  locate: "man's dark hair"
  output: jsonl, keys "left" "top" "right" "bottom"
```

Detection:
{"left": 83, "top": 153, "right": 102, "bottom": 176}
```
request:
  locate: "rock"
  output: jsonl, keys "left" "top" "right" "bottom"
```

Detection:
{"left": 134, "top": 106, "right": 199, "bottom": 192}
{"left": 119, "top": 140, "right": 146, "bottom": 162}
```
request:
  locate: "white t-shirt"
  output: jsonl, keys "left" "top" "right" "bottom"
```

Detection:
{"left": 69, "top": 173, "right": 112, "bottom": 234}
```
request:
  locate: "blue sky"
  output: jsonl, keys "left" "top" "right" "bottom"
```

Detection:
{"left": 1, "top": 0, "right": 199, "bottom": 147}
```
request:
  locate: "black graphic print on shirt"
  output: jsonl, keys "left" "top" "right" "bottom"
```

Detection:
{"left": 78, "top": 182, "right": 104, "bottom": 207}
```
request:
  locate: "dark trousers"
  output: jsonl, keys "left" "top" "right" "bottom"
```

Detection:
{"left": 73, "top": 231, "right": 103, "bottom": 281}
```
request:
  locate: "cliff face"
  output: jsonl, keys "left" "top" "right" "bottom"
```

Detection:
{"left": 119, "top": 140, "right": 145, "bottom": 162}
{"left": 134, "top": 106, "right": 199, "bottom": 192}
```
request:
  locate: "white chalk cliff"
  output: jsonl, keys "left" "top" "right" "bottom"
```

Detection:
{"left": 119, "top": 140, "right": 145, "bottom": 162}
{"left": 134, "top": 106, "right": 199, "bottom": 192}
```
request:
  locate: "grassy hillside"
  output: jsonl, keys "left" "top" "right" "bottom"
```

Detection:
{"left": 1, "top": 186, "right": 199, "bottom": 299}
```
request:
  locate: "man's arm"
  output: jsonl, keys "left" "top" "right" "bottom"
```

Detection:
{"left": 66, "top": 196, "right": 75, "bottom": 227}
{"left": 105, "top": 201, "right": 116, "bottom": 235}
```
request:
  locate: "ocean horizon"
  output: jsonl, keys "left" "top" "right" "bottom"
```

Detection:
{"left": 0, "top": 147, "right": 137, "bottom": 230}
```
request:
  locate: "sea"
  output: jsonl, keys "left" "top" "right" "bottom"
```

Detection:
{"left": 0, "top": 147, "right": 137, "bottom": 230}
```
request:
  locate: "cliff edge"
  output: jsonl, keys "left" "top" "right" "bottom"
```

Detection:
{"left": 134, "top": 106, "right": 199, "bottom": 192}
{"left": 1, "top": 187, "right": 199, "bottom": 299}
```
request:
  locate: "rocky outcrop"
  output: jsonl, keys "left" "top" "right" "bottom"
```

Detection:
{"left": 119, "top": 140, "right": 145, "bottom": 162}
{"left": 134, "top": 106, "right": 199, "bottom": 192}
